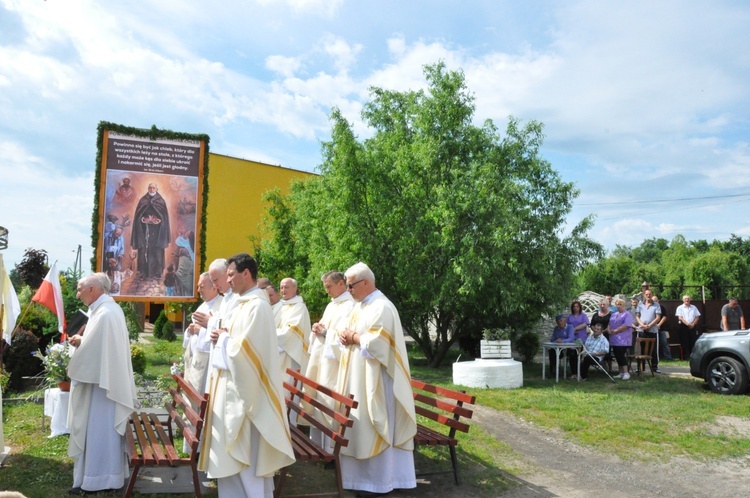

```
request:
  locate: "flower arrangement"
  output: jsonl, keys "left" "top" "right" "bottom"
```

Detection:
{"left": 35, "top": 342, "right": 72, "bottom": 384}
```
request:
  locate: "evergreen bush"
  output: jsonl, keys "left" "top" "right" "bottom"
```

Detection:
{"left": 161, "top": 320, "right": 176, "bottom": 342}
{"left": 153, "top": 310, "right": 168, "bottom": 339}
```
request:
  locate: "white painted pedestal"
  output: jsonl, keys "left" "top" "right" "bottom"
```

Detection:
{"left": 452, "top": 359, "right": 523, "bottom": 389}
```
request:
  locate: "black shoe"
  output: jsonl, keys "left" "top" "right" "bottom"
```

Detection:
{"left": 323, "top": 460, "right": 336, "bottom": 470}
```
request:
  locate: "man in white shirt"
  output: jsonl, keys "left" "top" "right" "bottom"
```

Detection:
{"left": 675, "top": 295, "right": 701, "bottom": 357}
{"left": 67, "top": 273, "right": 138, "bottom": 495}
{"left": 337, "top": 262, "right": 417, "bottom": 495}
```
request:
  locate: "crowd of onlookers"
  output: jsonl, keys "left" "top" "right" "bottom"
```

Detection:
{"left": 548, "top": 281, "right": 746, "bottom": 381}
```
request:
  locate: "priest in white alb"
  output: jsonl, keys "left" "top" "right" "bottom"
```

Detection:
{"left": 275, "top": 277, "right": 311, "bottom": 384}
{"left": 67, "top": 273, "right": 138, "bottom": 495}
{"left": 303, "top": 270, "right": 354, "bottom": 449}
{"left": 337, "top": 262, "right": 417, "bottom": 494}
{"left": 182, "top": 272, "right": 221, "bottom": 393}
{"left": 198, "top": 253, "right": 295, "bottom": 497}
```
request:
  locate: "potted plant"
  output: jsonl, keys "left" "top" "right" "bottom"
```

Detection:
{"left": 481, "top": 328, "right": 512, "bottom": 359}
{"left": 35, "top": 341, "right": 72, "bottom": 391}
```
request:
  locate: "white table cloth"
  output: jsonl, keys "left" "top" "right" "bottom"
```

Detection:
{"left": 44, "top": 388, "right": 70, "bottom": 437}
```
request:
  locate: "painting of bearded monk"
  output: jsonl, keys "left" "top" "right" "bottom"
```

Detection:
{"left": 130, "top": 182, "right": 171, "bottom": 280}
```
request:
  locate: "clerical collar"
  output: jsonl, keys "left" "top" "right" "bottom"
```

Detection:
{"left": 87, "top": 292, "right": 109, "bottom": 313}
{"left": 361, "top": 289, "right": 382, "bottom": 305}
{"left": 240, "top": 285, "right": 257, "bottom": 297}
{"left": 333, "top": 291, "right": 352, "bottom": 303}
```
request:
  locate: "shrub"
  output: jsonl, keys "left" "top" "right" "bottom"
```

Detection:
{"left": 153, "top": 310, "right": 168, "bottom": 339}
{"left": 4, "top": 329, "right": 42, "bottom": 391}
{"left": 161, "top": 321, "right": 176, "bottom": 342}
{"left": 0, "top": 366, "right": 10, "bottom": 393}
{"left": 516, "top": 331, "right": 541, "bottom": 365}
{"left": 120, "top": 301, "right": 143, "bottom": 342}
{"left": 131, "top": 344, "right": 147, "bottom": 374}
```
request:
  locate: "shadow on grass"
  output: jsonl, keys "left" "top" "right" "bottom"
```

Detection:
{"left": 0, "top": 453, "right": 72, "bottom": 498}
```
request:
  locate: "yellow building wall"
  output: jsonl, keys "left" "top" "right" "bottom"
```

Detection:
{"left": 204, "top": 153, "right": 316, "bottom": 265}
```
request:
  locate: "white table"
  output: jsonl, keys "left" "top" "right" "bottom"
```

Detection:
{"left": 542, "top": 342, "right": 581, "bottom": 382}
{"left": 44, "top": 388, "right": 70, "bottom": 437}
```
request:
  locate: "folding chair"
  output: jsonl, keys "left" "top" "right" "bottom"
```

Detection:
{"left": 628, "top": 337, "right": 656, "bottom": 376}
{"left": 575, "top": 339, "right": 616, "bottom": 382}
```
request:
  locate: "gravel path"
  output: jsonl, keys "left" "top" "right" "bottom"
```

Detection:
{"left": 474, "top": 403, "right": 750, "bottom": 497}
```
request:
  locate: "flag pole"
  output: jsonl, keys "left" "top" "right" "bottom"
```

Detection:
{"left": 9, "top": 301, "right": 33, "bottom": 338}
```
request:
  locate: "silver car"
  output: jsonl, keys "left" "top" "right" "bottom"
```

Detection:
{"left": 690, "top": 330, "right": 750, "bottom": 395}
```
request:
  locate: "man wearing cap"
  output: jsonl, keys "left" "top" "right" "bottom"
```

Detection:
{"left": 632, "top": 281, "right": 650, "bottom": 303}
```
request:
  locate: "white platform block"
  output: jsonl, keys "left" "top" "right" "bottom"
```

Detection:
{"left": 452, "top": 359, "right": 523, "bottom": 389}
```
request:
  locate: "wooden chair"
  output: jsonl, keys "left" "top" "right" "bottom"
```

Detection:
{"left": 628, "top": 337, "right": 656, "bottom": 376}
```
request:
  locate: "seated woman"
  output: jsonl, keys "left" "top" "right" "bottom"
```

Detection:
{"left": 548, "top": 314, "right": 575, "bottom": 373}
{"left": 590, "top": 299, "right": 612, "bottom": 339}
{"left": 609, "top": 298, "right": 635, "bottom": 380}
{"left": 572, "top": 323, "right": 610, "bottom": 380}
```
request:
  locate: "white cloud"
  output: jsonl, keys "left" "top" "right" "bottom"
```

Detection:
{"left": 266, "top": 55, "right": 303, "bottom": 77}
{"left": 320, "top": 33, "right": 362, "bottom": 72}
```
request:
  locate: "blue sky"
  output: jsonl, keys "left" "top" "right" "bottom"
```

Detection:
{"left": 2, "top": 0, "right": 750, "bottom": 272}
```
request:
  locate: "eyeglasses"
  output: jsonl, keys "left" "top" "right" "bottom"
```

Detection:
{"left": 347, "top": 279, "right": 364, "bottom": 290}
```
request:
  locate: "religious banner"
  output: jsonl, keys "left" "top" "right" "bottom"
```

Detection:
{"left": 95, "top": 123, "right": 209, "bottom": 301}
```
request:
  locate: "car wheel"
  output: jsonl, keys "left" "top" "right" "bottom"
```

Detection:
{"left": 706, "top": 356, "right": 749, "bottom": 395}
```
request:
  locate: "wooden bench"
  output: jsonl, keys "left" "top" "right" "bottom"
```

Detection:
{"left": 124, "top": 373, "right": 209, "bottom": 498}
{"left": 411, "top": 379, "right": 476, "bottom": 484}
{"left": 275, "top": 368, "right": 358, "bottom": 498}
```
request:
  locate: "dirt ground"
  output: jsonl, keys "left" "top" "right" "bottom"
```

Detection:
{"left": 473, "top": 405, "right": 750, "bottom": 497}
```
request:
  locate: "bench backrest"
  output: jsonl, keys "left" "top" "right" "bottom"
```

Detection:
{"left": 411, "top": 379, "right": 476, "bottom": 437}
{"left": 167, "top": 373, "right": 209, "bottom": 458}
{"left": 283, "top": 368, "right": 358, "bottom": 454}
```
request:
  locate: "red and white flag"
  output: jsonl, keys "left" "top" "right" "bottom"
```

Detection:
{"left": 31, "top": 261, "right": 67, "bottom": 341}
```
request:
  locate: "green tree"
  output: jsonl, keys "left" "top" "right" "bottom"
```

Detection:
{"left": 686, "top": 248, "right": 750, "bottom": 299}
{"left": 257, "top": 62, "right": 601, "bottom": 367}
